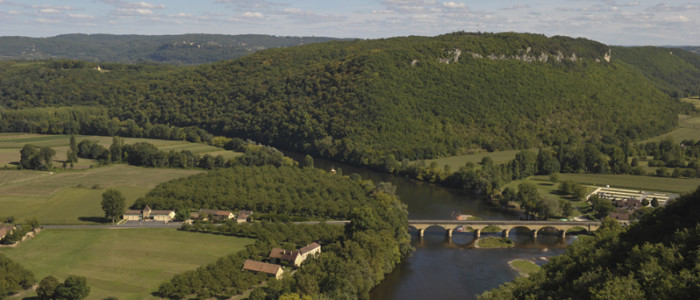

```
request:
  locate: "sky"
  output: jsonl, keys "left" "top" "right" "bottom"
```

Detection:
{"left": 0, "top": 0, "right": 698, "bottom": 45}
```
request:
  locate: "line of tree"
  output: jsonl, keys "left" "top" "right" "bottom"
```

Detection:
{"left": 18, "top": 144, "right": 56, "bottom": 171}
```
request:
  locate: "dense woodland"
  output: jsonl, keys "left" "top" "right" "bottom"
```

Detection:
{"left": 0, "top": 34, "right": 338, "bottom": 65}
{"left": 480, "top": 186, "right": 700, "bottom": 299}
{"left": 133, "top": 165, "right": 377, "bottom": 219}
{"left": 612, "top": 46, "right": 700, "bottom": 98}
{"left": 0, "top": 32, "right": 693, "bottom": 168}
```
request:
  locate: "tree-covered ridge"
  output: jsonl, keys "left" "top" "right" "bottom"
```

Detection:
{"left": 0, "top": 32, "right": 685, "bottom": 166}
{"left": 480, "top": 186, "right": 700, "bottom": 299}
{"left": 613, "top": 46, "right": 700, "bottom": 98}
{"left": 0, "top": 34, "right": 340, "bottom": 65}
{"left": 132, "top": 166, "right": 374, "bottom": 219}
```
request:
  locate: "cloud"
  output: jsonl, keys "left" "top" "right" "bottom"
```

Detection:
{"left": 281, "top": 7, "right": 343, "bottom": 23}
{"left": 443, "top": 2, "right": 465, "bottom": 9}
{"left": 39, "top": 8, "right": 60, "bottom": 14}
{"left": 37, "top": 18, "right": 61, "bottom": 23}
{"left": 242, "top": 11, "right": 264, "bottom": 18}
{"left": 503, "top": 4, "right": 530, "bottom": 11}
{"left": 665, "top": 15, "right": 689, "bottom": 23}
{"left": 69, "top": 14, "right": 95, "bottom": 19}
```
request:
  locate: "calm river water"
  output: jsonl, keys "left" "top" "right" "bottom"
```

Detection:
{"left": 286, "top": 153, "right": 574, "bottom": 299}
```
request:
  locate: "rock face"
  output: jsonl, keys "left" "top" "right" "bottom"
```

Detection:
{"left": 438, "top": 47, "right": 610, "bottom": 64}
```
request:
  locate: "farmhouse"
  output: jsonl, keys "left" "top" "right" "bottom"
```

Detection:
{"left": 237, "top": 210, "right": 253, "bottom": 223}
{"left": 122, "top": 205, "right": 175, "bottom": 222}
{"left": 269, "top": 248, "right": 303, "bottom": 267}
{"left": 242, "top": 259, "right": 283, "bottom": 279}
{"left": 269, "top": 242, "right": 322, "bottom": 267}
{"left": 197, "top": 209, "right": 234, "bottom": 220}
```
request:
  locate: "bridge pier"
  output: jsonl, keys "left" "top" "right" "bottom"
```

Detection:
{"left": 446, "top": 228, "right": 452, "bottom": 237}
{"left": 502, "top": 229, "right": 509, "bottom": 238}
{"left": 417, "top": 229, "right": 424, "bottom": 237}
{"left": 531, "top": 229, "right": 538, "bottom": 237}
{"left": 474, "top": 229, "right": 481, "bottom": 238}
{"left": 560, "top": 230, "right": 566, "bottom": 238}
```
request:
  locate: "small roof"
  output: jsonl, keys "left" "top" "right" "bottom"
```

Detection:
{"left": 299, "top": 242, "right": 321, "bottom": 255}
{"left": 144, "top": 205, "right": 151, "bottom": 211}
{"left": 150, "top": 210, "right": 174, "bottom": 216}
{"left": 124, "top": 210, "right": 142, "bottom": 215}
{"left": 199, "top": 209, "right": 232, "bottom": 216}
{"left": 243, "top": 259, "right": 282, "bottom": 275}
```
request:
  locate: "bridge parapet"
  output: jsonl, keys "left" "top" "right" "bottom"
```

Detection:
{"left": 408, "top": 220, "right": 602, "bottom": 237}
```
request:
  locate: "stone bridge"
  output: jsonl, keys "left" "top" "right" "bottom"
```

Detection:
{"left": 408, "top": 220, "right": 603, "bottom": 238}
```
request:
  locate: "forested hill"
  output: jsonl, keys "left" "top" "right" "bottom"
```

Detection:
{"left": 480, "top": 186, "right": 700, "bottom": 299}
{"left": 0, "top": 34, "right": 339, "bottom": 64}
{"left": 613, "top": 46, "right": 700, "bottom": 97}
{"left": 0, "top": 32, "right": 689, "bottom": 166}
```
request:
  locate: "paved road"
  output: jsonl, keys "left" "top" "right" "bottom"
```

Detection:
{"left": 43, "top": 221, "right": 182, "bottom": 229}
{"left": 42, "top": 220, "right": 351, "bottom": 229}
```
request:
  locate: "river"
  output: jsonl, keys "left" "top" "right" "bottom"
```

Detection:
{"left": 286, "top": 153, "right": 574, "bottom": 299}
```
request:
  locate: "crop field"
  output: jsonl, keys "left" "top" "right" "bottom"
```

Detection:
{"left": 0, "top": 165, "right": 203, "bottom": 224}
{"left": 1, "top": 228, "right": 254, "bottom": 299}
{"left": 0, "top": 133, "right": 242, "bottom": 168}
{"left": 531, "top": 173, "right": 700, "bottom": 194}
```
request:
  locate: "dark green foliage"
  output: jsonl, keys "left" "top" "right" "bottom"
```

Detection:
{"left": 613, "top": 46, "right": 700, "bottom": 98}
{"left": 0, "top": 34, "right": 339, "bottom": 65}
{"left": 19, "top": 144, "right": 55, "bottom": 170}
{"left": 0, "top": 33, "right": 682, "bottom": 168}
{"left": 480, "top": 185, "right": 700, "bottom": 300}
{"left": 53, "top": 275, "right": 90, "bottom": 300}
{"left": 0, "top": 253, "right": 35, "bottom": 298}
{"left": 37, "top": 275, "right": 59, "bottom": 300}
{"left": 101, "top": 189, "right": 126, "bottom": 224}
{"left": 133, "top": 165, "right": 372, "bottom": 219}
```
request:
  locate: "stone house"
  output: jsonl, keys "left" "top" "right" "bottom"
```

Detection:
{"left": 123, "top": 205, "right": 175, "bottom": 222}
{"left": 268, "top": 242, "right": 322, "bottom": 267}
{"left": 242, "top": 259, "right": 283, "bottom": 279}
{"left": 237, "top": 210, "right": 253, "bottom": 223}
{"left": 197, "top": 209, "right": 234, "bottom": 220}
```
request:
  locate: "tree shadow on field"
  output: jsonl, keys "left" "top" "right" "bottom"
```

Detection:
{"left": 78, "top": 216, "right": 110, "bottom": 223}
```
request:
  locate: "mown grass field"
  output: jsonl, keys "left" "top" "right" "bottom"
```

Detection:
{"left": 0, "top": 165, "right": 203, "bottom": 224}
{"left": 0, "top": 133, "right": 242, "bottom": 168}
{"left": 2, "top": 228, "right": 254, "bottom": 299}
{"left": 531, "top": 173, "right": 700, "bottom": 194}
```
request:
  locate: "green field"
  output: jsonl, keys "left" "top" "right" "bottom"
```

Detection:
{"left": 0, "top": 165, "right": 203, "bottom": 224}
{"left": 1, "top": 228, "right": 254, "bottom": 299}
{"left": 422, "top": 149, "right": 538, "bottom": 171}
{"left": 641, "top": 114, "right": 700, "bottom": 143}
{"left": 508, "top": 259, "right": 541, "bottom": 277}
{"left": 0, "top": 133, "right": 242, "bottom": 168}
{"left": 531, "top": 173, "right": 700, "bottom": 194}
